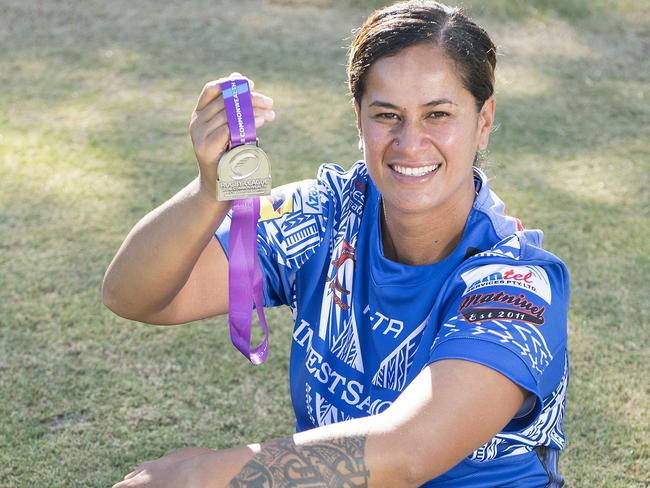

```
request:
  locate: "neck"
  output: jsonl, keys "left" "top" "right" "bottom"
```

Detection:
{"left": 380, "top": 182, "right": 475, "bottom": 266}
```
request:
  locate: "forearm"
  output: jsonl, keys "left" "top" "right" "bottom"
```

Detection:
{"left": 194, "top": 414, "right": 413, "bottom": 488}
{"left": 190, "top": 361, "right": 527, "bottom": 488}
{"left": 102, "top": 176, "right": 230, "bottom": 320}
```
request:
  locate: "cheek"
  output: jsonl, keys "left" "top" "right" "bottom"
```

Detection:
{"left": 434, "top": 121, "right": 480, "bottom": 156}
{"left": 362, "top": 127, "right": 388, "bottom": 157}
{"left": 436, "top": 117, "right": 475, "bottom": 143}
{"left": 430, "top": 125, "right": 457, "bottom": 148}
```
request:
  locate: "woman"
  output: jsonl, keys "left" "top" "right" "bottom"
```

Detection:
{"left": 104, "top": 1, "right": 569, "bottom": 486}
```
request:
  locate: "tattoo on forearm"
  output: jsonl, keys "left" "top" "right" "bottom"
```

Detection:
{"left": 228, "top": 436, "right": 370, "bottom": 487}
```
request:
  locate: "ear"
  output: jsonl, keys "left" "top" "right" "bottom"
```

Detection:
{"left": 354, "top": 100, "right": 362, "bottom": 134}
{"left": 354, "top": 100, "right": 364, "bottom": 152}
{"left": 477, "top": 96, "right": 496, "bottom": 151}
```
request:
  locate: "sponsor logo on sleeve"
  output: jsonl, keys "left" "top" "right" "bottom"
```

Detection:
{"left": 461, "top": 264, "right": 552, "bottom": 304}
{"left": 458, "top": 291, "right": 546, "bottom": 326}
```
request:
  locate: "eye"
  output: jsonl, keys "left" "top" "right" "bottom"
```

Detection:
{"left": 374, "top": 112, "right": 400, "bottom": 121}
{"left": 428, "top": 111, "right": 450, "bottom": 119}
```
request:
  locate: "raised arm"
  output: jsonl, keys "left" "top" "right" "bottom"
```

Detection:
{"left": 102, "top": 76, "right": 275, "bottom": 324}
{"left": 114, "top": 359, "right": 525, "bottom": 487}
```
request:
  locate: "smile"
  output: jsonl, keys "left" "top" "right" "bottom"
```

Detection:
{"left": 390, "top": 164, "right": 440, "bottom": 177}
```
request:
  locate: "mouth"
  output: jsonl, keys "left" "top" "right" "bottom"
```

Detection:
{"left": 389, "top": 163, "right": 440, "bottom": 177}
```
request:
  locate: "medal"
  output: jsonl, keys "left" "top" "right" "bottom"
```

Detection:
{"left": 218, "top": 77, "right": 271, "bottom": 365}
{"left": 217, "top": 78, "right": 272, "bottom": 201}
{"left": 217, "top": 143, "right": 272, "bottom": 200}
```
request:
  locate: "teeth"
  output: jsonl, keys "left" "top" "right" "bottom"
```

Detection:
{"left": 392, "top": 164, "right": 439, "bottom": 177}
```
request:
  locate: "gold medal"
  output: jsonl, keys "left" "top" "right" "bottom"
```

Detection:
{"left": 217, "top": 143, "right": 272, "bottom": 201}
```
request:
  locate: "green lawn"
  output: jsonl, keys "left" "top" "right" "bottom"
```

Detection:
{"left": 1, "top": 0, "right": 648, "bottom": 486}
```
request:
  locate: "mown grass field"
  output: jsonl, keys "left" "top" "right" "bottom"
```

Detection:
{"left": 0, "top": 0, "right": 648, "bottom": 486}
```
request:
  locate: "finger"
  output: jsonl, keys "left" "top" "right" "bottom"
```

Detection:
{"left": 200, "top": 109, "right": 228, "bottom": 135}
{"left": 251, "top": 92, "right": 273, "bottom": 109}
{"left": 197, "top": 125, "right": 230, "bottom": 162}
{"left": 229, "top": 72, "right": 255, "bottom": 91}
{"left": 123, "top": 463, "right": 147, "bottom": 480}
{"left": 120, "top": 469, "right": 152, "bottom": 487}
{"left": 195, "top": 73, "right": 256, "bottom": 112}
{"left": 195, "top": 80, "right": 224, "bottom": 112}
{"left": 126, "top": 460, "right": 151, "bottom": 479}
{"left": 254, "top": 109, "right": 276, "bottom": 129}
{"left": 203, "top": 107, "right": 275, "bottom": 136}
{"left": 123, "top": 469, "right": 139, "bottom": 480}
{"left": 195, "top": 97, "right": 225, "bottom": 125}
{"left": 197, "top": 91, "right": 273, "bottom": 126}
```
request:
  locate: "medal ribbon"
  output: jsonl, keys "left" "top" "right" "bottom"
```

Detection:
{"left": 221, "top": 78, "right": 269, "bottom": 365}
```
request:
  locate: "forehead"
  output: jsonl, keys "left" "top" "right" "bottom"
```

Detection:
{"left": 363, "top": 43, "right": 469, "bottom": 105}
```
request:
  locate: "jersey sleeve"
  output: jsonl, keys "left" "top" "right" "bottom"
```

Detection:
{"left": 215, "top": 178, "right": 331, "bottom": 308}
{"left": 429, "top": 259, "right": 570, "bottom": 430}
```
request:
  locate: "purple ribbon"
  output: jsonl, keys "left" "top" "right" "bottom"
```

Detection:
{"left": 221, "top": 78, "right": 269, "bottom": 365}
{"left": 221, "top": 79, "right": 257, "bottom": 148}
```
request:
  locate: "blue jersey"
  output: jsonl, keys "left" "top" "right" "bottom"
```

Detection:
{"left": 216, "top": 161, "right": 570, "bottom": 487}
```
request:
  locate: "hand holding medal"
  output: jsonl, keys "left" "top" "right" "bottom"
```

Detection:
{"left": 189, "top": 74, "right": 275, "bottom": 365}
{"left": 217, "top": 77, "right": 272, "bottom": 200}
{"left": 189, "top": 74, "right": 275, "bottom": 201}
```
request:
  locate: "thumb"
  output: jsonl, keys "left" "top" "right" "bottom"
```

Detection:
{"left": 228, "top": 72, "right": 255, "bottom": 90}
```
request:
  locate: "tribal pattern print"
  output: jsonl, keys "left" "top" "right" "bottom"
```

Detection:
{"left": 434, "top": 317, "right": 553, "bottom": 376}
{"left": 316, "top": 392, "right": 353, "bottom": 426}
{"left": 372, "top": 314, "right": 429, "bottom": 391}
{"left": 258, "top": 180, "right": 329, "bottom": 270}
{"left": 469, "top": 353, "right": 569, "bottom": 462}
{"left": 472, "top": 235, "right": 523, "bottom": 261}
{"left": 318, "top": 166, "right": 368, "bottom": 373}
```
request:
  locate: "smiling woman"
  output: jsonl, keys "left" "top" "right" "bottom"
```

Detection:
{"left": 103, "top": 1, "right": 570, "bottom": 487}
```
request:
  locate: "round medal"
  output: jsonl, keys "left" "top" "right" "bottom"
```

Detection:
{"left": 217, "top": 144, "right": 272, "bottom": 201}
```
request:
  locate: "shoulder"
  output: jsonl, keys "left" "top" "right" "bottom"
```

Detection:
{"left": 263, "top": 161, "right": 368, "bottom": 215}
{"left": 256, "top": 161, "right": 369, "bottom": 270}
{"left": 434, "top": 232, "right": 570, "bottom": 377}
{"left": 315, "top": 160, "right": 369, "bottom": 203}
{"left": 467, "top": 168, "right": 570, "bottom": 299}
{"left": 457, "top": 232, "right": 570, "bottom": 319}
{"left": 435, "top": 231, "right": 570, "bottom": 358}
{"left": 471, "top": 167, "right": 524, "bottom": 240}
{"left": 316, "top": 160, "right": 368, "bottom": 184}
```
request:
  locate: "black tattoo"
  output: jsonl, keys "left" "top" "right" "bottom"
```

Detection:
{"left": 228, "top": 436, "right": 370, "bottom": 487}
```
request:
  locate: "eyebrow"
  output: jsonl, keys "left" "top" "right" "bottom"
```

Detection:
{"left": 368, "top": 99, "right": 457, "bottom": 109}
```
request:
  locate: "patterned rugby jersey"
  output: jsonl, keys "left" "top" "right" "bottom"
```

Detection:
{"left": 216, "top": 161, "right": 570, "bottom": 487}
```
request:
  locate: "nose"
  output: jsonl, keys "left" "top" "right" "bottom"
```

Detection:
{"left": 393, "top": 119, "right": 430, "bottom": 157}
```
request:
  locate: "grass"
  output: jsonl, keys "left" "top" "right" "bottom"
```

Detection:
{"left": 0, "top": 0, "right": 648, "bottom": 486}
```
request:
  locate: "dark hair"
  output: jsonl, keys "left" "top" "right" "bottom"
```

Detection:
{"left": 347, "top": 0, "right": 497, "bottom": 112}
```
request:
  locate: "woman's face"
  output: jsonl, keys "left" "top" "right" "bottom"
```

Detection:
{"left": 356, "top": 43, "right": 495, "bottom": 218}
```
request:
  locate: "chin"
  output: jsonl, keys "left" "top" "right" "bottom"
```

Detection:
{"left": 385, "top": 193, "right": 442, "bottom": 215}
